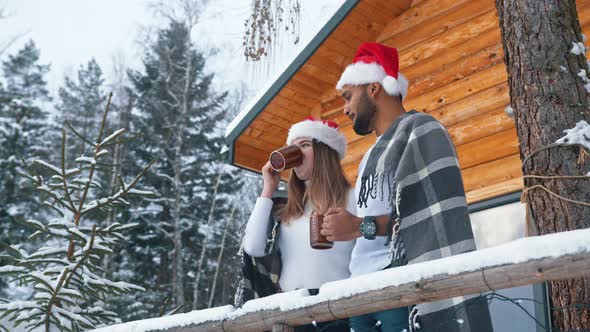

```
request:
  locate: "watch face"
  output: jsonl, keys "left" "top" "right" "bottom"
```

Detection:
{"left": 364, "top": 222, "right": 376, "bottom": 234}
{"left": 361, "top": 218, "right": 376, "bottom": 235}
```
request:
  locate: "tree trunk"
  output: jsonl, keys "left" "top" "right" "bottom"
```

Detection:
{"left": 207, "top": 225, "right": 228, "bottom": 309}
{"left": 207, "top": 203, "right": 237, "bottom": 308}
{"left": 192, "top": 171, "right": 223, "bottom": 310}
{"left": 171, "top": 20, "right": 197, "bottom": 309}
{"left": 172, "top": 152, "right": 185, "bottom": 307}
{"left": 495, "top": 0, "right": 590, "bottom": 330}
{"left": 159, "top": 249, "right": 169, "bottom": 286}
{"left": 103, "top": 94, "right": 133, "bottom": 277}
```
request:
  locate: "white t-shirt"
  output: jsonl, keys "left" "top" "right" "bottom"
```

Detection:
{"left": 243, "top": 191, "right": 356, "bottom": 291}
{"left": 350, "top": 137, "right": 393, "bottom": 277}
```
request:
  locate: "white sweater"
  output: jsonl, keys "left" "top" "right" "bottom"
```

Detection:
{"left": 243, "top": 191, "right": 356, "bottom": 291}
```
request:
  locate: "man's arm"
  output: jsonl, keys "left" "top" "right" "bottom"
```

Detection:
{"left": 321, "top": 208, "right": 393, "bottom": 241}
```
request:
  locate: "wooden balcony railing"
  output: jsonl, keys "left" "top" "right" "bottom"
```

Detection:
{"left": 95, "top": 228, "right": 590, "bottom": 332}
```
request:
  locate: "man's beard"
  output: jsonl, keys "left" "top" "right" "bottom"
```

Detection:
{"left": 352, "top": 90, "right": 377, "bottom": 135}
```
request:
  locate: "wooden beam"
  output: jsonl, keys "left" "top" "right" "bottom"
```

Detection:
{"left": 378, "top": 0, "right": 473, "bottom": 42}
{"left": 466, "top": 177, "right": 523, "bottom": 203}
{"left": 407, "top": 42, "right": 504, "bottom": 99}
{"left": 456, "top": 128, "right": 519, "bottom": 169}
{"left": 160, "top": 232, "right": 590, "bottom": 331}
{"left": 238, "top": 130, "right": 283, "bottom": 152}
{"left": 313, "top": 46, "right": 351, "bottom": 68}
{"left": 341, "top": 135, "right": 376, "bottom": 165}
{"left": 329, "top": 10, "right": 381, "bottom": 44}
{"left": 380, "top": 0, "right": 495, "bottom": 52}
{"left": 579, "top": 0, "right": 590, "bottom": 25}
{"left": 355, "top": 1, "right": 400, "bottom": 24}
{"left": 364, "top": 0, "right": 411, "bottom": 16}
{"left": 404, "top": 63, "right": 507, "bottom": 113}
{"left": 277, "top": 93, "right": 321, "bottom": 112}
{"left": 410, "top": 0, "right": 430, "bottom": 8}
{"left": 265, "top": 104, "right": 309, "bottom": 122}
{"left": 430, "top": 82, "right": 510, "bottom": 127}
{"left": 324, "top": 111, "right": 350, "bottom": 128}
{"left": 332, "top": 30, "right": 370, "bottom": 52}
{"left": 234, "top": 140, "right": 274, "bottom": 173}
{"left": 320, "top": 98, "right": 345, "bottom": 116}
{"left": 321, "top": 38, "right": 356, "bottom": 60}
{"left": 345, "top": 5, "right": 389, "bottom": 31}
{"left": 283, "top": 79, "right": 328, "bottom": 100}
{"left": 248, "top": 118, "right": 290, "bottom": 136}
{"left": 339, "top": 123, "right": 364, "bottom": 144}
{"left": 403, "top": 27, "right": 502, "bottom": 80}
{"left": 462, "top": 154, "right": 523, "bottom": 192}
{"left": 399, "top": 10, "right": 499, "bottom": 69}
{"left": 304, "top": 55, "right": 346, "bottom": 80}
{"left": 299, "top": 61, "right": 342, "bottom": 86}
{"left": 447, "top": 106, "right": 513, "bottom": 146}
{"left": 258, "top": 112, "right": 296, "bottom": 129}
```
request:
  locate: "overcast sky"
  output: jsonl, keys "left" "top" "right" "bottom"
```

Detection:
{"left": 0, "top": 0, "right": 344, "bottom": 103}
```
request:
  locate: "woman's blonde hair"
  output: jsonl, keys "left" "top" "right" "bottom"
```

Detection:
{"left": 280, "top": 140, "right": 350, "bottom": 223}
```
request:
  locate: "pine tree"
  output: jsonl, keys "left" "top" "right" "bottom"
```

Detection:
{"left": 0, "top": 94, "right": 154, "bottom": 331}
{"left": 122, "top": 19, "right": 244, "bottom": 315}
{"left": 0, "top": 40, "right": 52, "bottom": 247}
{"left": 57, "top": 59, "right": 106, "bottom": 158}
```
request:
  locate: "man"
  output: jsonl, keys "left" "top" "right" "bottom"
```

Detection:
{"left": 321, "top": 42, "right": 493, "bottom": 332}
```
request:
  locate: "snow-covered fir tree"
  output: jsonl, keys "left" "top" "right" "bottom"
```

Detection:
{"left": 115, "top": 19, "right": 244, "bottom": 317}
{"left": 57, "top": 59, "right": 106, "bottom": 159}
{"left": 0, "top": 40, "right": 52, "bottom": 249}
{"left": 0, "top": 94, "right": 154, "bottom": 331}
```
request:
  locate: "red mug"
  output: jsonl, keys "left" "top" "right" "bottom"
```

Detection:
{"left": 269, "top": 144, "right": 303, "bottom": 172}
{"left": 310, "top": 213, "right": 333, "bottom": 250}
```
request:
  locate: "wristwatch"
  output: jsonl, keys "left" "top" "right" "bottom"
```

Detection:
{"left": 359, "top": 216, "right": 377, "bottom": 240}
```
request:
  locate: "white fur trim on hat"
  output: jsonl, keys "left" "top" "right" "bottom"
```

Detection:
{"left": 336, "top": 62, "right": 408, "bottom": 99}
{"left": 286, "top": 120, "right": 347, "bottom": 159}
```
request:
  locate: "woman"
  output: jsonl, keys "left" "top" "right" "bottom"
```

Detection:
{"left": 237, "top": 117, "right": 356, "bottom": 331}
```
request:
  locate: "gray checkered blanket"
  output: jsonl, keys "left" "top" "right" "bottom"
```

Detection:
{"left": 358, "top": 110, "right": 493, "bottom": 332}
{"left": 234, "top": 204, "right": 282, "bottom": 308}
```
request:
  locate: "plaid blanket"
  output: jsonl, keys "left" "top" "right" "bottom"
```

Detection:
{"left": 358, "top": 110, "right": 493, "bottom": 332}
{"left": 234, "top": 199, "right": 283, "bottom": 307}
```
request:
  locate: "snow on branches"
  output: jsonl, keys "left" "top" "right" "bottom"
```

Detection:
{"left": 0, "top": 93, "right": 153, "bottom": 332}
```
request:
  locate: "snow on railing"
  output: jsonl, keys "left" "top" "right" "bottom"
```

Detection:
{"left": 93, "top": 228, "right": 590, "bottom": 332}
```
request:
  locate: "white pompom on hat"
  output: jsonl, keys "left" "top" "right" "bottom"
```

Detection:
{"left": 336, "top": 42, "right": 409, "bottom": 99}
{"left": 286, "top": 116, "right": 347, "bottom": 159}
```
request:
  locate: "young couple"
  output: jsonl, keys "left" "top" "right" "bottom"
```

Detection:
{"left": 236, "top": 42, "right": 493, "bottom": 332}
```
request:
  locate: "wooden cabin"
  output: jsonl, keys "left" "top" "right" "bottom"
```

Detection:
{"left": 229, "top": 0, "right": 488, "bottom": 202}
{"left": 224, "top": 0, "right": 589, "bottom": 206}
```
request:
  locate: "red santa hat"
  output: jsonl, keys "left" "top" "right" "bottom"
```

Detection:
{"left": 336, "top": 42, "right": 408, "bottom": 99}
{"left": 286, "top": 117, "right": 347, "bottom": 159}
